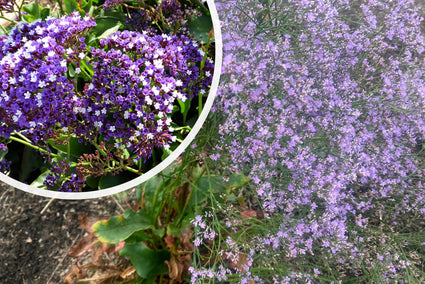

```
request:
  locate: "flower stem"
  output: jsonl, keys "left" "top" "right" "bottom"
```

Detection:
{"left": 35, "top": 0, "right": 40, "bottom": 19}
{"left": 125, "top": 165, "right": 142, "bottom": 175}
{"left": 9, "top": 136, "right": 59, "bottom": 158}
{"left": 0, "top": 16, "right": 17, "bottom": 25}
{"left": 56, "top": 0, "right": 65, "bottom": 15}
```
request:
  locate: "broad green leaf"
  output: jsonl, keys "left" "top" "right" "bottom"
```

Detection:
{"left": 177, "top": 98, "right": 191, "bottom": 124}
{"left": 40, "top": 7, "right": 50, "bottom": 20}
{"left": 92, "top": 209, "right": 155, "bottom": 244}
{"left": 98, "top": 173, "right": 132, "bottom": 189}
{"left": 22, "top": 3, "right": 40, "bottom": 22}
{"left": 124, "top": 230, "right": 150, "bottom": 244}
{"left": 19, "top": 145, "right": 43, "bottom": 182}
{"left": 91, "top": 11, "right": 126, "bottom": 38}
{"left": 22, "top": 15, "right": 36, "bottom": 23}
{"left": 22, "top": 3, "right": 39, "bottom": 17}
{"left": 185, "top": 175, "right": 220, "bottom": 212}
{"left": 80, "top": 0, "right": 93, "bottom": 13}
{"left": 64, "top": 0, "right": 78, "bottom": 14}
{"left": 47, "top": 136, "right": 94, "bottom": 158}
{"left": 97, "top": 24, "right": 121, "bottom": 40}
{"left": 136, "top": 177, "right": 163, "bottom": 214}
{"left": 119, "top": 242, "right": 170, "bottom": 278}
{"left": 227, "top": 173, "right": 249, "bottom": 188}
{"left": 30, "top": 170, "right": 49, "bottom": 188}
{"left": 80, "top": 60, "right": 94, "bottom": 77}
{"left": 68, "top": 64, "right": 75, "bottom": 78}
{"left": 85, "top": 176, "right": 100, "bottom": 189}
{"left": 187, "top": 14, "right": 213, "bottom": 44}
{"left": 184, "top": 174, "right": 247, "bottom": 213}
{"left": 152, "top": 227, "right": 165, "bottom": 238}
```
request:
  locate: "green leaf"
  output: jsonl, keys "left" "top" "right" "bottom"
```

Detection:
{"left": 185, "top": 175, "right": 218, "bottom": 211}
{"left": 136, "top": 177, "right": 163, "bottom": 214}
{"left": 40, "top": 7, "right": 50, "bottom": 20}
{"left": 187, "top": 14, "right": 213, "bottom": 44}
{"left": 227, "top": 173, "right": 249, "bottom": 187}
{"left": 80, "top": 0, "right": 93, "bottom": 13}
{"left": 177, "top": 98, "right": 191, "bottom": 124}
{"left": 30, "top": 170, "right": 49, "bottom": 188}
{"left": 98, "top": 173, "right": 132, "bottom": 189}
{"left": 47, "top": 136, "right": 94, "bottom": 158}
{"left": 161, "top": 148, "right": 173, "bottom": 160}
{"left": 80, "top": 60, "right": 94, "bottom": 77}
{"left": 119, "top": 242, "right": 170, "bottom": 278}
{"left": 19, "top": 145, "right": 43, "bottom": 182}
{"left": 0, "top": 145, "right": 7, "bottom": 161}
{"left": 68, "top": 64, "right": 75, "bottom": 78}
{"left": 184, "top": 174, "right": 247, "bottom": 213}
{"left": 97, "top": 24, "right": 121, "bottom": 40}
{"left": 64, "top": 0, "right": 78, "bottom": 14}
{"left": 92, "top": 209, "right": 155, "bottom": 244}
{"left": 85, "top": 176, "right": 100, "bottom": 189}
{"left": 22, "top": 3, "right": 40, "bottom": 22}
{"left": 152, "top": 227, "right": 165, "bottom": 238}
{"left": 124, "top": 230, "right": 150, "bottom": 244}
{"left": 22, "top": 3, "right": 39, "bottom": 17}
{"left": 91, "top": 11, "right": 126, "bottom": 40}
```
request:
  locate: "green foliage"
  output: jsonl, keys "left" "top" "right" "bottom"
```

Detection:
{"left": 64, "top": 0, "right": 79, "bottom": 15}
{"left": 22, "top": 3, "right": 43, "bottom": 22}
{"left": 187, "top": 13, "right": 214, "bottom": 44}
{"left": 120, "top": 243, "right": 170, "bottom": 279}
{"left": 93, "top": 209, "right": 156, "bottom": 243}
{"left": 92, "top": 134, "right": 248, "bottom": 281}
{"left": 47, "top": 136, "right": 95, "bottom": 159}
{"left": 97, "top": 173, "right": 133, "bottom": 189}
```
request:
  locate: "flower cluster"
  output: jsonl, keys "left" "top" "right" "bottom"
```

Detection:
{"left": 70, "top": 30, "right": 213, "bottom": 161}
{"left": 0, "top": 13, "right": 95, "bottom": 142}
{"left": 125, "top": 0, "right": 201, "bottom": 35}
{"left": 103, "top": 0, "right": 124, "bottom": 10}
{"left": 191, "top": 0, "right": 425, "bottom": 282}
{"left": 0, "top": 11, "right": 213, "bottom": 191}
{"left": 44, "top": 160, "right": 86, "bottom": 192}
{"left": 0, "top": 0, "right": 14, "bottom": 12}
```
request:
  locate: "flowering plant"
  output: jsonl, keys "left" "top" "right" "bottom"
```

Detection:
{"left": 188, "top": 0, "right": 425, "bottom": 282}
{"left": 0, "top": 0, "right": 214, "bottom": 192}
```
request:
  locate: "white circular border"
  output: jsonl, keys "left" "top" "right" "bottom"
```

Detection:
{"left": 0, "top": 0, "right": 222, "bottom": 200}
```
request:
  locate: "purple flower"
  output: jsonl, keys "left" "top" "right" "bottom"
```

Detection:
{"left": 192, "top": 0, "right": 425, "bottom": 281}
{"left": 0, "top": 0, "right": 14, "bottom": 12}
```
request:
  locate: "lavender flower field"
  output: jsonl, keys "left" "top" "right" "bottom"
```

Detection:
{"left": 3, "top": 0, "right": 425, "bottom": 283}
{"left": 189, "top": 0, "right": 425, "bottom": 282}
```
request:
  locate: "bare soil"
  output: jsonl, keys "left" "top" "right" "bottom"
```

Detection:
{"left": 0, "top": 181, "right": 135, "bottom": 284}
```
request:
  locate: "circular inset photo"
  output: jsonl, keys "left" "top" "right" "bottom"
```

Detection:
{"left": 0, "top": 0, "right": 222, "bottom": 199}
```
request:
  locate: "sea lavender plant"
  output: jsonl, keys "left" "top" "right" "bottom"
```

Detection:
{"left": 103, "top": 0, "right": 124, "bottom": 10}
{"left": 72, "top": 30, "right": 213, "bottom": 162}
{"left": 190, "top": 0, "right": 425, "bottom": 282}
{"left": 0, "top": 9, "right": 214, "bottom": 192}
{"left": 125, "top": 0, "right": 201, "bottom": 35}
{"left": 0, "top": 13, "right": 95, "bottom": 142}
